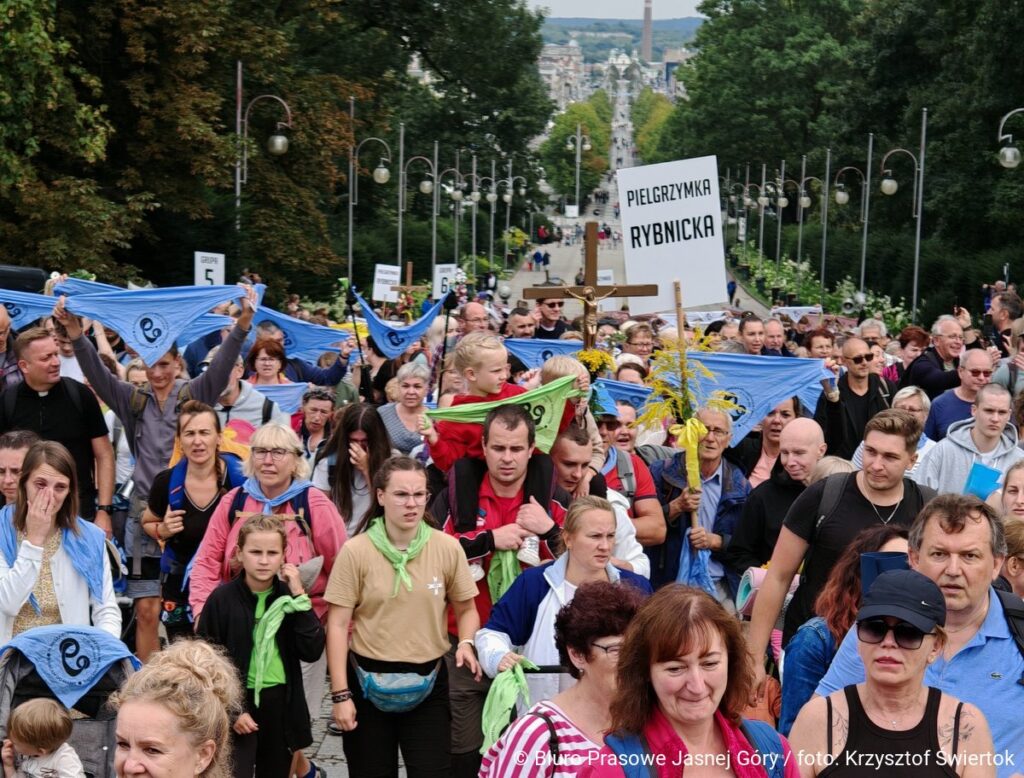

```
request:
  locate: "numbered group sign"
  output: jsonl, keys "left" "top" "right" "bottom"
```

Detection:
{"left": 194, "top": 252, "right": 225, "bottom": 286}
{"left": 433, "top": 264, "right": 457, "bottom": 299}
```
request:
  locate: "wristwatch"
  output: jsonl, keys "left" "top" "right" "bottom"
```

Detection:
{"left": 96, "top": 504, "right": 114, "bottom": 513}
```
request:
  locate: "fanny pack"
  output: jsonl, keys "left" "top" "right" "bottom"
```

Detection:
{"left": 352, "top": 657, "right": 440, "bottom": 713}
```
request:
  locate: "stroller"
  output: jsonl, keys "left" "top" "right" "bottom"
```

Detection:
{"left": 0, "top": 625, "right": 139, "bottom": 778}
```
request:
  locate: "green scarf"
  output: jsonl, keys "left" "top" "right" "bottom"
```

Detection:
{"left": 480, "top": 657, "right": 540, "bottom": 754}
{"left": 487, "top": 549, "right": 521, "bottom": 604}
{"left": 366, "top": 517, "right": 432, "bottom": 597}
{"left": 251, "top": 592, "right": 312, "bottom": 706}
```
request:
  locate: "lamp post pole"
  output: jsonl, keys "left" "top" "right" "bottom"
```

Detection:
{"left": 401, "top": 142, "right": 441, "bottom": 281}
{"left": 759, "top": 163, "right": 767, "bottom": 258}
{"left": 775, "top": 159, "right": 786, "bottom": 264}
{"left": 396, "top": 122, "right": 405, "bottom": 267}
{"left": 796, "top": 155, "right": 807, "bottom": 261}
{"left": 820, "top": 148, "right": 831, "bottom": 302}
{"left": 347, "top": 96, "right": 392, "bottom": 286}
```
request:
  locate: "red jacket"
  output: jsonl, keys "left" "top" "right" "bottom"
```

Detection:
{"left": 429, "top": 383, "right": 526, "bottom": 471}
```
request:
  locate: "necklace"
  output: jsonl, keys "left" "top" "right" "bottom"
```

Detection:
{"left": 868, "top": 495, "right": 902, "bottom": 524}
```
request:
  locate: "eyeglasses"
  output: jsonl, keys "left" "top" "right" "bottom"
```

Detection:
{"left": 386, "top": 490, "right": 430, "bottom": 504}
{"left": 847, "top": 352, "right": 874, "bottom": 364}
{"left": 703, "top": 426, "right": 730, "bottom": 438}
{"left": 544, "top": 301, "right": 564, "bottom": 308}
{"left": 628, "top": 341, "right": 653, "bottom": 349}
{"left": 856, "top": 618, "right": 933, "bottom": 650}
{"left": 464, "top": 317, "right": 488, "bottom": 324}
{"left": 251, "top": 447, "right": 297, "bottom": 461}
{"left": 590, "top": 641, "right": 623, "bottom": 657}
{"left": 965, "top": 369, "right": 993, "bottom": 378}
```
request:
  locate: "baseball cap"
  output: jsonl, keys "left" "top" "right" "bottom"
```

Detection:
{"left": 856, "top": 569, "right": 946, "bottom": 634}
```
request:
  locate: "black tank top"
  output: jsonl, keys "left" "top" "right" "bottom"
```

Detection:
{"left": 818, "top": 686, "right": 961, "bottom": 777}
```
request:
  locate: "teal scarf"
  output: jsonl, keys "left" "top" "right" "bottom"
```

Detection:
{"left": 366, "top": 518, "right": 432, "bottom": 597}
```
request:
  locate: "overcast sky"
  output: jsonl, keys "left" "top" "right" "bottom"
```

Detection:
{"left": 528, "top": 0, "right": 702, "bottom": 19}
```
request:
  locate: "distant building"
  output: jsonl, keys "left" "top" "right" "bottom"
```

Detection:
{"left": 641, "top": 0, "right": 653, "bottom": 62}
{"left": 538, "top": 40, "right": 585, "bottom": 110}
{"left": 663, "top": 47, "right": 694, "bottom": 98}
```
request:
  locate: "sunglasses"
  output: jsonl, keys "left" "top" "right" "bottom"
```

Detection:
{"left": 965, "top": 369, "right": 993, "bottom": 378}
{"left": 848, "top": 352, "right": 875, "bottom": 364}
{"left": 856, "top": 618, "right": 933, "bottom": 649}
{"left": 544, "top": 301, "right": 564, "bottom": 308}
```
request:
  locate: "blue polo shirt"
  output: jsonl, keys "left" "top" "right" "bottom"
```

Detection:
{"left": 815, "top": 588, "right": 1024, "bottom": 778}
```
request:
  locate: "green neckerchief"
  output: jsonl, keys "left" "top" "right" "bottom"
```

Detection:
{"left": 366, "top": 517, "right": 432, "bottom": 597}
{"left": 480, "top": 657, "right": 540, "bottom": 754}
{"left": 251, "top": 592, "right": 311, "bottom": 705}
{"left": 487, "top": 549, "right": 521, "bottom": 604}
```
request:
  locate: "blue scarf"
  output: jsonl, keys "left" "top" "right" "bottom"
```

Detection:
{"left": 0, "top": 290, "right": 60, "bottom": 330}
{"left": 1, "top": 625, "right": 141, "bottom": 708}
{"left": 253, "top": 305, "right": 349, "bottom": 362}
{"left": 593, "top": 378, "right": 653, "bottom": 412}
{"left": 354, "top": 290, "right": 447, "bottom": 359}
{"left": 63, "top": 285, "right": 244, "bottom": 367}
{"left": 53, "top": 277, "right": 119, "bottom": 296}
{"left": 176, "top": 313, "right": 234, "bottom": 348}
{"left": 0, "top": 506, "right": 108, "bottom": 613}
{"left": 249, "top": 382, "right": 308, "bottom": 414}
{"left": 240, "top": 477, "right": 314, "bottom": 513}
{"left": 502, "top": 338, "right": 582, "bottom": 370}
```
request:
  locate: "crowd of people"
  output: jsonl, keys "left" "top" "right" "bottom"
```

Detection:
{"left": 0, "top": 279, "right": 1020, "bottom": 778}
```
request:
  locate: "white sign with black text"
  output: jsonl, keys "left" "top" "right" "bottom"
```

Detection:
{"left": 616, "top": 156, "right": 726, "bottom": 314}
{"left": 372, "top": 264, "right": 401, "bottom": 303}
{"left": 194, "top": 252, "right": 225, "bottom": 286}
{"left": 433, "top": 264, "right": 457, "bottom": 300}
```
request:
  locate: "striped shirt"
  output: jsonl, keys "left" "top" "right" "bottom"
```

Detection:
{"left": 479, "top": 700, "right": 601, "bottom": 777}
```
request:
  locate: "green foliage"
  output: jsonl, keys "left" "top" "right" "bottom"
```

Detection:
{"left": 538, "top": 93, "right": 613, "bottom": 209}
{"left": 631, "top": 88, "right": 673, "bottom": 163}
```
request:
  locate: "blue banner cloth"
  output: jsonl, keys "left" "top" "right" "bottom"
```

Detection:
{"left": 594, "top": 378, "right": 654, "bottom": 411}
{"left": 0, "top": 290, "right": 58, "bottom": 330}
{"left": 176, "top": 313, "right": 233, "bottom": 348}
{"left": 676, "top": 527, "right": 716, "bottom": 598}
{"left": 253, "top": 305, "right": 348, "bottom": 362}
{"left": 590, "top": 382, "right": 619, "bottom": 417}
{"left": 64, "top": 285, "right": 244, "bottom": 366}
{"left": 353, "top": 291, "right": 446, "bottom": 359}
{"left": 502, "top": 338, "right": 583, "bottom": 370}
{"left": 53, "top": 278, "right": 119, "bottom": 296}
{"left": 1, "top": 625, "right": 141, "bottom": 709}
{"left": 683, "top": 352, "right": 832, "bottom": 444}
{"left": 249, "top": 383, "right": 308, "bottom": 414}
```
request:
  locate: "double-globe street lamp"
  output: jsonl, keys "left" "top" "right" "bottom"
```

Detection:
{"left": 790, "top": 151, "right": 832, "bottom": 301}
{"left": 502, "top": 160, "right": 528, "bottom": 272}
{"left": 566, "top": 124, "right": 592, "bottom": 217}
{"left": 832, "top": 133, "right": 875, "bottom": 293}
{"left": 997, "top": 108, "right": 1024, "bottom": 168}
{"left": 347, "top": 97, "right": 392, "bottom": 285}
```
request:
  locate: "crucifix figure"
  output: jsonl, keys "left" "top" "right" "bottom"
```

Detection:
{"left": 390, "top": 261, "right": 431, "bottom": 322}
{"left": 523, "top": 222, "right": 658, "bottom": 349}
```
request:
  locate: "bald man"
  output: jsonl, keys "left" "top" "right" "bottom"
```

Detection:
{"left": 724, "top": 418, "right": 826, "bottom": 578}
{"left": 814, "top": 336, "right": 892, "bottom": 459}
{"left": 0, "top": 308, "right": 20, "bottom": 391}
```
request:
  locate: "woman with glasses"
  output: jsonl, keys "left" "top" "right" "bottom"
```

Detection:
{"left": 378, "top": 362, "right": 430, "bottom": 455}
{"left": 788, "top": 570, "right": 993, "bottom": 777}
{"left": 325, "top": 455, "right": 481, "bottom": 775}
{"left": 245, "top": 338, "right": 292, "bottom": 386}
{"left": 479, "top": 581, "right": 645, "bottom": 777}
{"left": 296, "top": 388, "right": 335, "bottom": 465}
{"left": 189, "top": 423, "right": 345, "bottom": 778}
{"left": 475, "top": 497, "right": 651, "bottom": 710}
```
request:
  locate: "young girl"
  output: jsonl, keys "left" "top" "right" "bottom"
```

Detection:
{"left": 2, "top": 699, "right": 83, "bottom": 778}
{"left": 197, "top": 514, "right": 325, "bottom": 778}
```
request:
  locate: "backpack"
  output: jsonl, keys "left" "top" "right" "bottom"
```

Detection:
{"left": 634, "top": 444, "right": 676, "bottom": 469}
{"left": 226, "top": 485, "right": 314, "bottom": 536}
{"left": 615, "top": 450, "right": 636, "bottom": 501}
{"left": 118, "top": 382, "right": 194, "bottom": 458}
{"left": 994, "top": 588, "right": 1024, "bottom": 684}
{"left": 605, "top": 718, "right": 785, "bottom": 778}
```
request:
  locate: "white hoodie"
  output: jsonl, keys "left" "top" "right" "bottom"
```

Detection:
{"left": 913, "top": 417, "right": 1024, "bottom": 494}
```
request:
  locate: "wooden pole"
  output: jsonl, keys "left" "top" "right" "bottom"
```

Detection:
{"left": 674, "top": 279, "right": 698, "bottom": 531}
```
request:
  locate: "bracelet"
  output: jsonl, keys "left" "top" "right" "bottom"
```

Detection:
{"left": 458, "top": 638, "right": 475, "bottom": 648}
{"left": 331, "top": 689, "right": 353, "bottom": 703}
{"left": 96, "top": 504, "right": 114, "bottom": 513}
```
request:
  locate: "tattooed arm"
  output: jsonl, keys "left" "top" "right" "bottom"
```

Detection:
{"left": 787, "top": 693, "right": 849, "bottom": 778}
{"left": 937, "top": 699, "right": 995, "bottom": 778}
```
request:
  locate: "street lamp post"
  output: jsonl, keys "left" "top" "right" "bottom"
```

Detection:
{"left": 402, "top": 140, "right": 440, "bottom": 281}
{"left": 438, "top": 157, "right": 464, "bottom": 266}
{"left": 774, "top": 159, "right": 787, "bottom": 264}
{"left": 347, "top": 96, "right": 392, "bottom": 286}
{"left": 997, "top": 108, "right": 1024, "bottom": 168}
{"left": 235, "top": 61, "right": 294, "bottom": 235}
{"left": 502, "top": 159, "right": 528, "bottom": 272}
{"left": 833, "top": 133, "right": 874, "bottom": 293}
{"left": 879, "top": 109, "right": 928, "bottom": 322}
{"left": 567, "top": 123, "right": 592, "bottom": 216}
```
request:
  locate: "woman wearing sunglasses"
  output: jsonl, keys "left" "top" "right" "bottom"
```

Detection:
{"left": 788, "top": 569, "right": 994, "bottom": 777}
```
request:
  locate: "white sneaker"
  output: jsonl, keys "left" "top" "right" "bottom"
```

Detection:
{"left": 517, "top": 536, "right": 541, "bottom": 566}
{"left": 469, "top": 562, "right": 486, "bottom": 582}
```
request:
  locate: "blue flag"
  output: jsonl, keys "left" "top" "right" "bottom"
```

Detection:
{"left": 684, "top": 352, "right": 832, "bottom": 444}
{"left": 590, "top": 381, "right": 618, "bottom": 417}
{"left": 249, "top": 383, "right": 308, "bottom": 414}
{"left": 676, "top": 528, "right": 717, "bottom": 598}
{"left": 176, "top": 313, "right": 233, "bottom": 348}
{"left": 353, "top": 290, "right": 446, "bottom": 359}
{"left": 53, "top": 277, "right": 121, "bottom": 296}
{"left": 0, "top": 289, "right": 58, "bottom": 330}
{"left": 594, "top": 378, "right": 654, "bottom": 412}
{"left": 64, "top": 285, "right": 244, "bottom": 367}
{"left": 253, "top": 305, "right": 348, "bottom": 362}
{"left": 502, "top": 338, "right": 582, "bottom": 370}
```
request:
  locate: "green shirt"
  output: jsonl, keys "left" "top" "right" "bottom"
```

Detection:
{"left": 246, "top": 587, "right": 286, "bottom": 689}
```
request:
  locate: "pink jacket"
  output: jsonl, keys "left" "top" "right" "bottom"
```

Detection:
{"left": 188, "top": 486, "right": 346, "bottom": 622}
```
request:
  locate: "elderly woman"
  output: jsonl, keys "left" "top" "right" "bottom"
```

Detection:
{"left": 378, "top": 362, "right": 430, "bottom": 455}
{"left": 0, "top": 441, "right": 120, "bottom": 642}
{"left": 788, "top": 570, "right": 994, "bottom": 777}
{"left": 475, "top": 496, "right": 652, "bottom": 709}
{"left": 582, "top": 585, "right": 800, "bottom": 778}
{"left": 480, "top": 581, "right": 645, "bottom": 776}
{"left": 112, "top": 639, "right": 242, "bottom": 778}
{"left": 189, "top": 421, "right": 345, "bottom": 778}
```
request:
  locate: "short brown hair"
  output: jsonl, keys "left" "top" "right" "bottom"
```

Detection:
{"left": 609, "top": 585, "right": 754, "bottom": 734}
{"left": 806, "top": 327, "right": 835, "bottom": 347}
{"left": 863, "top": 408, "right": 921, "bottom": 453}
{"left": 8, "top": 698, "right": 72, "bottom": 753}
{"left": 245, "top": 337, "right": 287, "bottom": 375}
{"left": 555, "top": 581, "right": 645, "bottom": 679}
{"left": 13, "top": 327, "right": 54, "bottom": 362}
{"left": 236, "top": 513, "right": 287, "bottom": 553}
{"left": 909, "top": 493, "right": 1007, "bottom": 559}
{"left": 14, "top": 442, "right": 79, "bottom": 535}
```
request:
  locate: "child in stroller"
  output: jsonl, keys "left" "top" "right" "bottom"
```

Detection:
{"left": 2, "top": 698, "right": 84, "bottom": 778}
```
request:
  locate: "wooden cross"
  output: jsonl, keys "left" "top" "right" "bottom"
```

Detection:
{"left": 523, "top": 221, "right": 658, "bottom": 349}
{"left": 390, "top": 261, "right": 431, "bottom": 321}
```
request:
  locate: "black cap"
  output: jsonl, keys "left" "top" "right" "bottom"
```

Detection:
{"left": 856, "top": 569, "right": 946, "bottom": 634}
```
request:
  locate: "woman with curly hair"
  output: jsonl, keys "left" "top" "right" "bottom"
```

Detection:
{"left": 777, "top": 524, "right": 909, "bottom": 736}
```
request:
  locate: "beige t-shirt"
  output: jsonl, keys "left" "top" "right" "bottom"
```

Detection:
{"left": 325, "top": 528, "right": 478, "bottom": 663}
